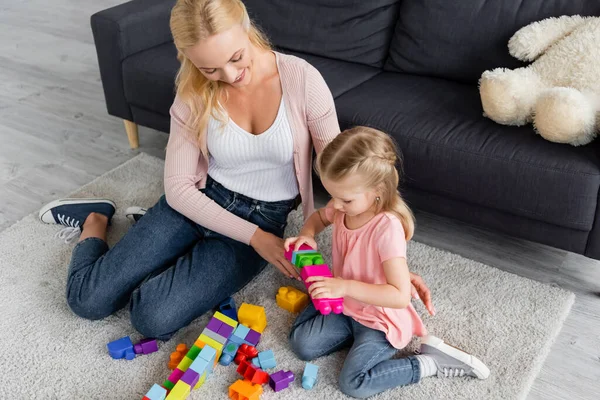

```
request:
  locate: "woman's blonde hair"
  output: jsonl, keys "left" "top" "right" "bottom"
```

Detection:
{"left": 316, "top": 126, "right": 415, "bottom": 240}
{"left": 170, "top": 0, "right": 271, "bottom": 155}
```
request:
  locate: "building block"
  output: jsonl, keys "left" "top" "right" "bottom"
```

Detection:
{"left": 244, "top": 329, "right": 261, "bottom": 347}
{"left": 220, "top": 341, "right": 240, "bottom": 366}
{"left": 201, "top": 327, "right": 228, "bottom": 345}
{"left": 269, "top": 370, "right": 295, "bottom": 392}
{"left": 237, "top": 359, "right": 269, "bottom": 385}
{"left": 143, "top": 384, "right": 167, "bottom": 400}
{"left": 300, "top": 264, "right": 344, "bottom": 315}
{"left": 284, "top": 243, "right": 313, "bottom": 261}
{"left": 165, "top": 379, "right": 190, "bottom": 400}
{"left": 214, "top": 310, "right": 238, "bottom": 329}
{"left": 295, "top": 252, "right": 325, "bottom": 268}
{"left": 166, "top": 368, "right": 185, "bottom": 387}
{"left": 276, "top": 286, "right": 309, "bottom": 313}
{"left": 228, "top": 379, "right": 263, "bottom": 400}
{"left": 186, "top": 344, "right": 202, "bottom": 361}
{"left": 176, "top": 356, "right": 194, "bottom": 372}
{"left": 196, "top": 333, "right": 225, "bottom": 353}
{"left": 234, "top": 344, "right": 259, "bottom": 365}
{"left": 218, "top": 297, "right": 238, "bottom": 321}
{"left": 188, "top": 357, "right": 209, "bottom": 378}
{"left": 134, "top": 338, "right": 159, "bottom": 355}
{"left": 162, "top": 379, "right": 175, "bottom": 391}
{"left": 257, "top": 350, "right": 276, "bottom": 369}
{"left": 180, "top": 368, "right": 199, "bottom": 388}
{"left": 168, "top": 344, "right": 188, "bottom": 370}
{"left": 206, "top": 317, "right": 223, "bottom": 333}
{"left": 251, "top": 357, "right": 260, "bottom": 367}
{"left": 107, "top": 336, "right": 135, "bottom": 360}
{"left": 302, "top": 363, "right": 319, "bottom": 389}
{"left": 195, "top": 371, "right": 207, "bottom": 390}
{"left": 217, "top": 322, "right": 235, "bottom": 338}
{"left": 232, "top": 324, "right": 250, "bottom": 342}
{"left": 238, "top": 303, "right": 267, "bottom": 333}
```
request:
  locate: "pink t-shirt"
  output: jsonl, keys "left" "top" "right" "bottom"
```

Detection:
{"left": 325, "top": 208, "right": 427, "bottom": 349}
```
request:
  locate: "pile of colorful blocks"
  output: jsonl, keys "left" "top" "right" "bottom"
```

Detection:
{"left": 137, "top": 297, "right": 320, "bottom": 400}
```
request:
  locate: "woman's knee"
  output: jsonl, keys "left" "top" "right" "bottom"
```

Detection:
{"left": 66, "top": 290, "right": 116, "bottom": 321}
{"left": 130, "top": 296, "right": 180, "bottom": 340}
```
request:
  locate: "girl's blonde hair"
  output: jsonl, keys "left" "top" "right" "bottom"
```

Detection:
{"left": 316, "top": 126, "right": 415, "bottom": 240}
{"left": 170, "top": 0, "right": 271, "bottom": 155}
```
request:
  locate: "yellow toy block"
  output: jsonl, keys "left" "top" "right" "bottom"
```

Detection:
{"left": 214, "top": 311, "right": 238, "bottom": 328}
{"left": 194, "top": 371, "right": 207, "bottom": 390}
{"left": 228, "top": 379, "right": 263, "bottom": 400}
{"left": 238, "top": 303, "right": 267, "bottom": 333}
{"left": 276, "top": 286, "right": 309, "bottom": 313}
{"left": 176, "top": 356, "right": 194, "bottom": 372}
{"left": 166, "top": 380, "right": 191, "bottom": 400}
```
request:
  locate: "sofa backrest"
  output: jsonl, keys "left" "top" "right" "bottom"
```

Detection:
{"left": 243, "top": 0, "right": 401, "bottom": 68}
{"left": 384, "top": 0, "right": 600, "bottom": 83}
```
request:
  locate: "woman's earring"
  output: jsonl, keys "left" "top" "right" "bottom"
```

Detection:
{"left": 376, "top": 196, "right": 380, "bottom": 202}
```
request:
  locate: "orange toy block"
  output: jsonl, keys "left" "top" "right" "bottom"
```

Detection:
{"left": 276, "top": 286, "right": 309, "bottom": 313}
{"left": 237, "top": 303, "right": 267, "bottom": 333}
{"left": 229, "top": 379, "right": 263, "bottom": 400}
{"left": 168, "top": 343, "right": 188, "bottom": 370}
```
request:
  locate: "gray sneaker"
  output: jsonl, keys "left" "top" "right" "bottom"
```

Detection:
{"left": 125, "top": 206, "right": 147, "bottom": 223}
{"left": 420, "top": 335, "right": 490, "bottom": 379}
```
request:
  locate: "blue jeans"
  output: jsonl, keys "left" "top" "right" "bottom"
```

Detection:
{"left": 289, "top": 303, "right": 421, "bottom": 399}
{"left": 66, "top": 176, "right": 295, "bottom": 340}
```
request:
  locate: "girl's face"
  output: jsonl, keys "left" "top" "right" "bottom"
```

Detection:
{"left": 184, "top": 24, "right": 255, "bottom": 88}
{"left": 321, "top": 174, "right": 379, "bottom": 217}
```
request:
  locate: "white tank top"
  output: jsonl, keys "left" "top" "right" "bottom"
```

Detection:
{"left": 207, "top": 98, "right": 299, "bottom": 202}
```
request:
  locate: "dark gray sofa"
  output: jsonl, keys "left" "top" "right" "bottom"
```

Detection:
{"left": 91, "top": 0, "right": 600, "bottom": 260}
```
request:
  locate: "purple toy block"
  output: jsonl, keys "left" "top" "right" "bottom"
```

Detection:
{"left": 217, "top": 323, "right": 234, "bottom": 338}
{"left": 269, "top": 370, "right": 294, "bottom": 392}
{"left": 244, "top": 329, "right": 261, "bottom": 346}
{"left": 107, "top": 336, "right": 136, "bottom": 360}
{"left": 206, "top": 317, "right": 223, "bottom": 333}
{"left": 134, "top": 338, "right": 158, "bottom": 355}
{"left": 180, "top": 368, "right": 200, "bottom": 387}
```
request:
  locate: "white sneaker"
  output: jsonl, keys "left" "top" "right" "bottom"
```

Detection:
{"left": 125, "top": 206, "right": 147, "bottom": 223}
{"left": 419, "top": 335, "right": 490, "bottom": 379}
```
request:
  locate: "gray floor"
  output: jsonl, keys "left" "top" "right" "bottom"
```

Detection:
{"left": 1, "top": 1, "right": 598, "bottom": 399}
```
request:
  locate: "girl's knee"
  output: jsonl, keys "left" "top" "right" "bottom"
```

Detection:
{"left": 130, "top": 297, "right": 178, "bottom": 340}
{"left": 288, "top": 326, "right": 318, "bottom": 361}
{"left": 338, "top": 372, "right": 369, "bottom": 399}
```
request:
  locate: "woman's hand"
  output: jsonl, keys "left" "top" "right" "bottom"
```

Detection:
{"left": 305, "top": 276, "right": 347, "bottom": 299}
{"left": 250, "top": 228, "right": 300, "bottom": 279}
{"left": 409, "top": 272, "right": 436, "bottom": 316}
{"left": 283, "top": 234, "right": 318, "bottom": 252}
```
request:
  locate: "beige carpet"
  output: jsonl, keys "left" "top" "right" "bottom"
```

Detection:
{"left": 0, "top": 153, "right": 574, "bottom": 399}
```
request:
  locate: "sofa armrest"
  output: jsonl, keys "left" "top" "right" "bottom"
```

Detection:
{"left": 91, "top": 0, "right": 176, "bottom": 120}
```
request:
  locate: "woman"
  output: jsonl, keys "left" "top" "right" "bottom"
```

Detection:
{"left": 38, "top": 0, "right": 434, "bottom": 339}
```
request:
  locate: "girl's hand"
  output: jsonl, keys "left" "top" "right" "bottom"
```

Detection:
{"left": 305, "top": 276, "right": 347, "bottom": 299}
{"left": 409, "top": 272, "right": 436, "bottom": 316}
{"left": 250, "top": 228, "right": 300, "bottom": 279}
{"left": 284, "top": 235, "right": 318, "bottom": 252}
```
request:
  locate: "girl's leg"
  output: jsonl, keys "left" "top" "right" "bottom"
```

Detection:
{"left": 288, "top": 303, "right": 354, "bottom": 361}
{"left": 65, "top": 195, "right": 202, "bottom": 320}
{"left": 338, "top": 320, "right": 420, "bottom": 399}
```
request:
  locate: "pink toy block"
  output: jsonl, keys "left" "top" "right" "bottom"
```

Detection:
{"left": 300, "top": 264, "right": 344, "bottom": 315}
{"left": 135, "top": 338, "right": 158, "bottom": 355}
{"left": 167, "top": 368, "right": 185, "bottom": 385}
{"left": 284, "top": 243, "right": 314, "bottom": 262}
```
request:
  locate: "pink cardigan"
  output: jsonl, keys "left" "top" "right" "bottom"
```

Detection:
{"left": 164, "top": 51, "right": 340, "bottom": 245}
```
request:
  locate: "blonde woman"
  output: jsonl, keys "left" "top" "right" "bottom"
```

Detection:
{"left": 285, "top": 127, "right": 489, "bottom": 398}
{"left": 38, "top": 0, "right": 432, "bottom": 339}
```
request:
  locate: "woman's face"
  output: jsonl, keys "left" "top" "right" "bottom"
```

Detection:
{"left": 184, "top": 24, "right": 255, "bottom": 88}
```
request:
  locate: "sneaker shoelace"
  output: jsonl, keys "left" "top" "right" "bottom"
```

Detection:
{"left": 55, "top": 214, "right": 81, "bottom": 244}
{"left": 439, "top": 368, "right": 466, "bottom": 378}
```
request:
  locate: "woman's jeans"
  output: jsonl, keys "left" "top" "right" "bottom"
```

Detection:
{"left": 66, "top": 176, "right": 295, "bottom": 339}
{"left": 289, "top": 303, "right": 421, "bottom": 399}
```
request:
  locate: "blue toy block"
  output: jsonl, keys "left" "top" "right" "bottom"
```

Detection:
{"left": 251, "top": 357, "right": 260, "bottom": 367}
{"left": 228, "top": 334, "right": 246, "bottom": 346}
{"left": 257, "top": 350, "right": 276, "bottom": 369}
{"left": 144, "top": 383, "right": 167, "bottom": 400}
{"left": 198, "top": 344, "right": 217, "bottom": 374}
{"left": 107, "top": 336, "right": 136, "bottom": 360}
{"left": 302, "top": 363, "right": 319, "bottom": 389}
{"left": 189, "top": 356, "right": 210, "bottom": 377}
{"left": 233, "top": 324, "right": 250, "bottom": 341}
{"left": 218, "top": 297, "right": 238, "bottom": 321}
{"left": 219, "top": 341, "right": 240, "bottom": 366}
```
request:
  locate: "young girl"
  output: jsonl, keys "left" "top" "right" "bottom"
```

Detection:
{"left": 285, "top": 127, "right": 490, "bottom": 399}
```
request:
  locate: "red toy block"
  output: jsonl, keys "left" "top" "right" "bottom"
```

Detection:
{"left": 237, "top": 359, "right": 269, "bottom": 385}
{"left": 234, "top": 344, "right": 259, "bottom": 365}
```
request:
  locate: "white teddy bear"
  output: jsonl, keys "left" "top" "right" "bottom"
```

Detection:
{"left": 479, "top": 15, "right": 600, "bottom": 146}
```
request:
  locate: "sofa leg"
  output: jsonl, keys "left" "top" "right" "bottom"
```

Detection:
{"left": 123, "top": 120, "right": 139, "bottom": 149}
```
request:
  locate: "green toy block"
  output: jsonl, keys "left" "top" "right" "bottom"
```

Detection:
{"left": 162, "top": 379, "right": 175, "bottom": 391}
{"left": 187, "top": 345, "right": 202, "bottom": 360}
{"left": 295, "top": 252, "right": 325, "bottom": 268}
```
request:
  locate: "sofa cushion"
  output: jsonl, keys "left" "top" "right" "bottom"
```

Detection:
{"left": 385, "top": 0, "right": 600, "bottom": 82}
{"left": 244, "top": 0, "right": 400, "bottom": 68}
{"left": 122, "top": 43, "right": 380, "bottom": 116}
{"left": 335, "top": 72, "right": 600, "bottom": 231}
